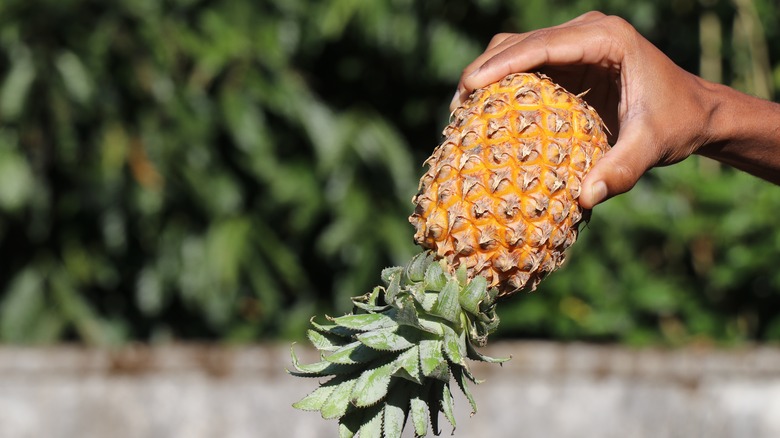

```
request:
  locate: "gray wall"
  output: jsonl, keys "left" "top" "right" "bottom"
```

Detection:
{"left": 1, "top": 342, "right": 779, "bottom": 438}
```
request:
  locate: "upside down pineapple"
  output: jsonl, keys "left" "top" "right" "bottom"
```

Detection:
{"left": 290, "top": 73, "right": 609, "bottom": 437}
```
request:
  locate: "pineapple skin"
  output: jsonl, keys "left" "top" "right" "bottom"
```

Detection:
{"left": 410, "top": 73, "right": 610, "bottom": 296}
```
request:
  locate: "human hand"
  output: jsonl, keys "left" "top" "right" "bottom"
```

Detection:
{"left": 451, "top": 11, "right": 719, "bottom": 208}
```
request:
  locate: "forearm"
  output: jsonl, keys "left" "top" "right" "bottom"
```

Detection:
{"left": 697, "top": 82, "right": 780, "bottom": 184}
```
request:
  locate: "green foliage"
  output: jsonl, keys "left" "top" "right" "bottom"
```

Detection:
{"left": 291, "top": 252, "right": 506, "bottom": 437}
{"left": 0, "top": 0, "right": 778, "bottom": 344}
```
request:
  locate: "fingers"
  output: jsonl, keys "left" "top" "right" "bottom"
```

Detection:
{"left": 451, "top": 13, "right": 631, "bottom": 111}
{"left": 459, "top": 11, "right": 607, "bottom": 86}
{"left": 452, "top": 13, "right": 609, "bottom": 110}
{"left": 451, "top": 34, "right": 528, "bottom": 109}
{"left": 457, "top": 34, "right": 521, "bottom": 87}
{"left": 579, "top": 120, "right": 658, "bottom": 209}
{"left": 463, "top": 19, "right": 623, "bottom": 91}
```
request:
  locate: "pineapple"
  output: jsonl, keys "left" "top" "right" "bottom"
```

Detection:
{"left": 410, "top": 72, "right": 608, "bottom": 296}
{"left": 290, "top": 73, "right": 609, "bottom": 437}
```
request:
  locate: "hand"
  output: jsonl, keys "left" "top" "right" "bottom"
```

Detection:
{"left": 451, "top": 12, "right": 720, "bottom": 208}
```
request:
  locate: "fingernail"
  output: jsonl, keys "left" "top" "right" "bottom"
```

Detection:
{"left": 449, "top": 89, "right": 461, "bottom": 110}
{"left": 466, "top": 67, "right": 481, "bottom": 78}
{"left": 590, "top": 180, "right": 608, "bottom": 206}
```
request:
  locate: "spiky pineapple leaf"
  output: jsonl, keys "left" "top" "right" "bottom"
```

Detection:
{"left": 455, "top": 265, "right": 468, "bottom": 284}
{"left": 351, "top": 363, "right": 394, "bottom": 407}
{"left": 428, "top": 381, "right": 443, "bottom": 436}
{"left": 307, "top": 329, "right": 347, "bottom": 352}
{"left": 409, "top": 283, "right": 428, "bottom": 308}
{"left": 325, "top": 341, "right": 384, "bottom": 365}
{"left": 452, "top": 365, "right": 478, "bottom": 415}
{"left": 339, "top": 408, "right": 363, "bottom": 438}
{"left": 330, "top": 312, "right": 398, "bottom": 331}
{"left": 380, "top": 266, "right": 403, "bottom": 284}
{"left": 405, "top": 252, "right": 430, "bottom": 283}
{"left": 292, "top": 251, "right": 513, "bottom": 437}
{"left": 410, "top": 391, "right": 429, "bottom": 437}
{"left": 459, "top": 276, "right": 487, "bottom": 315}
{"left": 358, "top": 404, "right": 385, "bottom": 438}
{"left": 356, "top": 326, "right": 417, "bottom": 352}
{"left": 384, "top": 383, "right": 410, "bottom": 438}
{"left": 395, "top": 296, "right": 421, "bottom": 325}
{"left": 466, "top": 341, "right": 511, "bottom": 364}
{"left": 321, "top": 377, "right": 359, "bottom": 419}
{"left": 441, "top": 323, "right": 466, "bottom": 366}
{"left": 423, "top": 261, "right": 447, "bottom": 292}
{"left": 458, "top": 360, "right": 483, "bottom": 385}
{"left": 416, "top": 316, "right": 445, "bottom": 336}
{"left": 292, "top": 376, "right": 343, "bottom": 411}
{"left": 391, "top": 346, "right": 422, "bottom": 384}
{"left": 352, "top": 299, "right": 390, "bottom": 313}
{"left": 385, "top": 270, "right": 402, "bottom": 302}
{"left": 311, "top": 318, "right": 358, "bottom": 337}
{"left": 440, "top": 383, "right": 456, "bottom": 431}
{"left": 289, "top": 353, "right": 357, "bottom": 376}
{"left": 420, "top": 291, "right": 439, "bottom": 312}
{"left": 352, "top": 286, "right": 391, "bottom": 313}
{"left": 432, "top": 278, "right": 461, "bottom": 323}
{"left": 289, "top": 344, "right": 358, "bottom": 376}
{"left": 419, "top": 338, "right": 449, "bottom": 381}
{"left": 396, "top": 297, "right": 442, "bottom": 336}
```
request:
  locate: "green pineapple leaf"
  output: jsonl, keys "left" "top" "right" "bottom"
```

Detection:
{"left": 466, "top": 341, "right": 510, "bottom": 364}
{"left": 325, "top": 341, "right": 384, "bottom": 365}
{"left": 385, "top": 271, "right": 402, "bottom": 302}
{"left": 452, "top": 365, "right": 478, "bottom": 415}
{"left": 289, "top": 344, "right": 356, "bottom": 376}
{"left": 410, "top": 391, "right": 429, "bottom": 437}
{"left": 351, "top": 363, "right": 394, "bottom": 407}
{"left": 432, "top": 278, "right": 461, "bottom": 323}
{"left": 459, "top": 276, "right": 487, "bottom": 315}
{"left": 356, "top": 326, "right": 418, "bottom": 352}
{"left": 330, "top": 312, "right": 398, "bottom": 331}
{"left": 441, "top": 323, "right": 466, "bottom": 366}
{"left": 423, "top": 261, "right": 447, "bottom": 291}
{"left": 391, "top": 346, "right": 422, "bottom": 384}
{"left": 440, "top": 383, "right": 457, "bottom": 431}
{"left": 307, "top": 329, "right": 347, "bottom": 352}
{"left": 405, "top": 252, "right": 430, "bottom": 283}
{"left": 383, "top": 383, "right": 411, "bottom": 438}
{"left": 358, "top": 404, "right": 385, "bottom": 437}
{"left": 321, "top": 378, "right": 359, "bottom": 419}
{"left": 310, "top": 318, "right": 358, "bottom": 338}
{"left": 419, "top": 338, "right": 449, "bottom": 381}
{"left": 292, "top": 375, "right": 343, "bottom": 411}
{"left": 291, "top": 251, "right": 509, "bottom": 437}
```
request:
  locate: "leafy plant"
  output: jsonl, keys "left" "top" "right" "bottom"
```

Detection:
{"left": 0, "top": 0, "right": 779, "bottom": 344}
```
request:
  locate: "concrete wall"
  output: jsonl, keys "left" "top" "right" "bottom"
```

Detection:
{"left": 1, "top": 342, "right": 779, "bottom": 438}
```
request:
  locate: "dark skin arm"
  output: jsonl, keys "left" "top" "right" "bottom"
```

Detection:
{"left": 451, "top": 11, "right": 780, "bottom": 208}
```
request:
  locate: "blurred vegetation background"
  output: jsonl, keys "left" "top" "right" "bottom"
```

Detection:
{"left": 0, "top": 0, "right": 778, "bottom": 346}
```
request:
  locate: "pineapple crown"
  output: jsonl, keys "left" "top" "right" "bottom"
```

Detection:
{"left": 290, "top": 251, "right": 509, "bottom": 437}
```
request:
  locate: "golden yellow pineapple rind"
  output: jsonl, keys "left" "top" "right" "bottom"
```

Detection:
{"left": 409, "top": 73, "right": 609, "bottom": 296}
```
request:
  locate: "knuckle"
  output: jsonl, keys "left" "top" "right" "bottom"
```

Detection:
{"left": 525, "top": 28, "right": 552, "bottom": 45}
{"left": 580, "top": 10, "right": 606, "bottom": 20}
{"left": 610, "top": 163, "right": 639, "bottom": 194}
{"left": 602, "top": 15, "right": 635, "bottom": 35}
{"left": 459, "top": 65, "right": 475, "bottom": 80}
{"left": 595, "top": 15, "right": 639, "bottom": 51}
{"left": 487, "top": 32, "right": 515, "bottom": 49}
{"left": 489, "top": 33, "right": 509, "bottom": 45}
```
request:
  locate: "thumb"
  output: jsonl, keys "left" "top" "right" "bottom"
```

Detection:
{"left": 579, "top": 121, "right": 657, "bottom": 209}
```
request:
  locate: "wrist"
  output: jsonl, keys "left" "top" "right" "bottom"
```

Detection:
{"left": 695, "top": 80, "right": 780, "bottom": 183}
{"left": 693, "top": 78, "right": 730, "bottom": 155}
